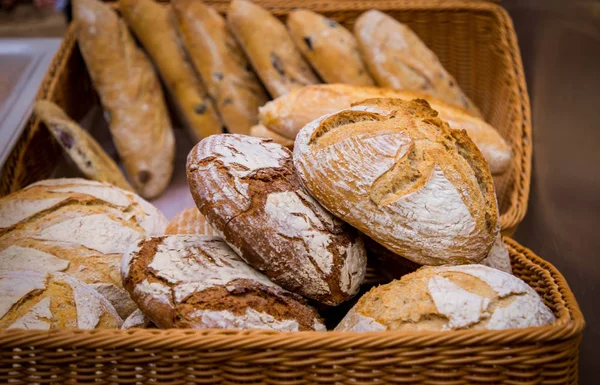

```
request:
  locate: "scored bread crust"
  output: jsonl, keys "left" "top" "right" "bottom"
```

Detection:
{"left": 335, "top": 264, "right": 555, "bottom": 332}
{"left": 121, "top": 235, "right": 326, "bottom": 331}
{"left": 293, "top": 99, "right": 499, "bottom": 265}
{"left": 165, "top": 207, "right": 220, "bottom": 236}
{"left": 258, "top": 84, "right": 511, "bottom": 174}
{"left": 287, "top": 9, "right": 374, "bottom": 86}
{"left": 354, "top": 10, "right": 482, "bottom": 117}
{"left": 0, "top": 178, "right": 167, "bottom": 319}
{"left": 172, "top": 0, "right": 268, "bottom": 135}
{"left": 227, "top": 0, "right": 320, "bottom": 98}
{"left": 73, "top": 0, "right": 175, "bottom": 198}
{"left": 119, "top": 0, "right": 222, "bottom": 143}
{"left": 186, "top": 134, "right": 366, "bottom": 305}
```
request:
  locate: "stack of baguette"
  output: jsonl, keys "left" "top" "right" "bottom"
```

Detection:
{"left": 0, "top": 0, "right": 553, "bottom": 333}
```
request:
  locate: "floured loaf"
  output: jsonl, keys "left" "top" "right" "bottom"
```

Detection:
{"left": 294, "top": 99, "right": 499, "bottom": 265}
{"left": 187, "top": 134, "right": 366, "bottom": 305}
{"left": 0, "top": 178, "right": 167, "bottom": 318}
{"left": 121, "top": 235, "right": 326, "bottom": 331}
{"left": 0, "top": 270, "right": 122, "bottom": 330}
{"left": 335, "top": 264, "right": 555, "bottom": 332}
{"left": 165, "top": 207, "right": 219, "bottom": 236}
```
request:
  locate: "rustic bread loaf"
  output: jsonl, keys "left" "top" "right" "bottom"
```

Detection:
{"left": 121, "top": 308, "right": 154, "bottom": 329}
{"left": 34, "top": 101, "right": 133, "bottom": 191}
{"left": 187, "top": 134, "right": 366, "bottom": 305}
{"left": 259, "top": 84, "right": 510, "bottom": 174}
{"left": 0, "top": 270, "right": 122, "bottom": 330}
{"left": 335, "top": 265, "right": 555, "bottom": 332}
{"left": 287, "top": 9, "right": 374, "bottom": 86}
{"left": 73, "top": 0, "right": 174, "bottom": 198}
{"left": 227, "top": 0, "right": 320, "bottom": 98}
{"left": 173, "top": 0, "right": 268, "bottom": 135}
{"left": 293, "top": 99, "right": 499, "bottom": 265}
{"left": 165, "top": 207, "right": 219, "bottom": 236}
{"left": 119, "top": 0, "right": 222, "bottom": 143}
{"left": 0, "top": 178, "right": 167, "bottom": 318}
{"left": 121, "top": 235, "right": 326, "bottom": 331}
{"left": 250, "top": 124, "right": 294, "bottom": 148}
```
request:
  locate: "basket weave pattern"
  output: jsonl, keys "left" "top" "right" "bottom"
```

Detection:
{"left": 0, "top": 238, "right": 583, "bottom": 384}
{"left": 0, "top": 0, "right": 532, "bottom": 234}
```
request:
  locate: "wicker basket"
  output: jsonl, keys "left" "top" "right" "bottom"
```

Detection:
{"left": 0, "top": 238, "right": 584, "bottom": 384}
{"left": 0, "top": 0, "right": 531, "bottom": 235}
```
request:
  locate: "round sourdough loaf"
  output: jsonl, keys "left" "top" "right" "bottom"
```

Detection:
{"left": 0, "top": 270, "right": 122, "bottom": 329}
{"left": 0, "top": 178, "right": 167, "bottom": 318}
{"left": 294, "top": 99, "right": 499, "bottom": 266}
{"left": 165, "top": 207, "right": 220, "bottom": 236}
{"left": 335, "top": 264, "right": 555, "bottom": 332}
{"left": 186, "top": 134, "right": 366, "bottom": 305}
{"left": 121, "top": 235, "right": 326, "bottom": 331}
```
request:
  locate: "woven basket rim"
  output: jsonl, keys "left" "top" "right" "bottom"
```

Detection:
{"left": 0, "top": 238, "right": 584, "bottom": 350}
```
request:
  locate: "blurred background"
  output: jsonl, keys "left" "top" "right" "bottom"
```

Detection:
{"left": 0, "top": 0, "right": 599, "bottom": 383}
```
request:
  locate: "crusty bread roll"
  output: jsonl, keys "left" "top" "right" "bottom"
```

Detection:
{"left": 259, "top": 84, "right": 511, "bottom": 174}
{"left": 73, "top": 0, "right": 175, "bottom": 198}
{"left": 294, "top": 99, "right": 499, "bottom": 265}
{"left": 122, "top": 235, "right": 326, "bottom": 331}
{"left": 172, "top": 0, "right": 268, "bottom": 135}
{"left": 249, "top": 124, "right": 294, "bottom": 148}
{"left": 121, "top": 309, "right": 154, "bottom": 329}
{"left": 0, "top": 271, "right": 122, "bottom": 330}
{"left": 33, "top": 101, "right": 132, "bottom": 191}
{"left": 119, "top": 0, "right": 222, "bottom": 143}
{"left": 354, "top": 10, "right": 482, "bottom": 117}
{"left": 227, "top": 0, "right": 320, "bottom": 98}
{"left": 165, "top": 207, "right": 219, "bottom": 236}
{"left": 187, "top": 134, "right": 366, "bottom": 305}
{"left": 287, "top": 10, "right": 374, "bottom": 86}
{"left": 335, "top": 265, "right": 555, "bottom": 332}
{"left": 0, "top": 178, "right": 167, "bottom": 318}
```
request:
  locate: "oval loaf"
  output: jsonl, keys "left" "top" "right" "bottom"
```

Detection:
{"left": 335, "top": 264, "right": 555, "bottom": 332}
{"left": 187, "top": 134, "right": 366, "bottom": 305}
{"left": 0, "top": 270, "right": 122, "bottom": 330}
{"left": 293, "top": 99, "right": 499, "bottom": 265}
{"left": 0, "top": 178, "right": 167, "bottom": 318}
{"left": 354, "top": 10, "right": 481, "bottom": 116}
{"left": 121, "top": 235, "right": 326, "bottom": 331}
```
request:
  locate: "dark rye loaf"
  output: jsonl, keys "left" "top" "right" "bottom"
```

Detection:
{"left": 186, "top": 134, "right": 366, "bottom": 305}
{"left": 121, "top": 235, "right": 325, "bottom": 331}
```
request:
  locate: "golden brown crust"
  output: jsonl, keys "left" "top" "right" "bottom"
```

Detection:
{"left": 293, "top": 99, "right": 499, "bottom": 265}
{"left": 165, "top": 207, "right": 220, "bottom": 236}
{"left": 34, "top": 101, "right": 132, "bottom": 191}
{"left": 227, "top": 0, "right": 320, "bottom": 98}
{"left": 354, "top": 10, "right": 482, "bottom": 117}
{"left": 287, "top": 9, "right": 374, "bottom": 86}
{"left": 173, "top": 0, "right": 268, "bottom": 135}
{"left": 249, "top": 124, "right": 294, "bottom": 148}
{"left": 73, "top": 0, "right": 175, "bottom": 198}
{"left": 119, "top": 0, "right": 222, "bottom": 143}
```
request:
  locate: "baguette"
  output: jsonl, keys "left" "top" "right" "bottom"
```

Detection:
{"left": 119, "top": 0, "right": 222, "bottom": 143}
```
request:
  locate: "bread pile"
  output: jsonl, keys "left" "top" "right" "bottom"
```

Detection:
{"left": 1, "top": 0, "right": 554, "bottom": 333}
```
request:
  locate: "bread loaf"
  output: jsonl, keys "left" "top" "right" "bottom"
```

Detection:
{"left": 121, "top": 235, "right": 326, "bottom": 331}
{"left": 187, "top": 134, "right": 366, "bottom": 305}
{"left": 250, "top": 124, "right": 294, "bottom": 148}
{"left": 227, "top": 0, "right": 320, "bottom": 98}
{"left": 121, "top": 308, "right": 154, "bottom": 329}
{"left": 0, "top": 178, "right": 167, "bottom": 318}
{"left": 293, "top": 99, "right": 499, "bottom": 265}
{"left": 287, "top": 10, "right": 374, "bottom": 86}
{"left": 354, "top": 10, "right": 482, "bottom": 117}
{"left": 119, "top": 0, "right": 222, "bottom": 143}
{"left": 0, "top": 271, "right": 122, "bottom": 330}
{"left": 335, "top": 265, "right": 555, "bottom": 332}
{"left": 259, "top": 84, "right": 511, "bottom": 174}
{"left": 34, "top": 101, "right": 133, "bottom": 192}
{"left": 165, "top": 207, "right": 219, "bottom": 236}
{"left": 173, "top": 0, "right": 268, "bottom": 135}
{"left": 73, "top": 0, "right": 175, "bottom": 198}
